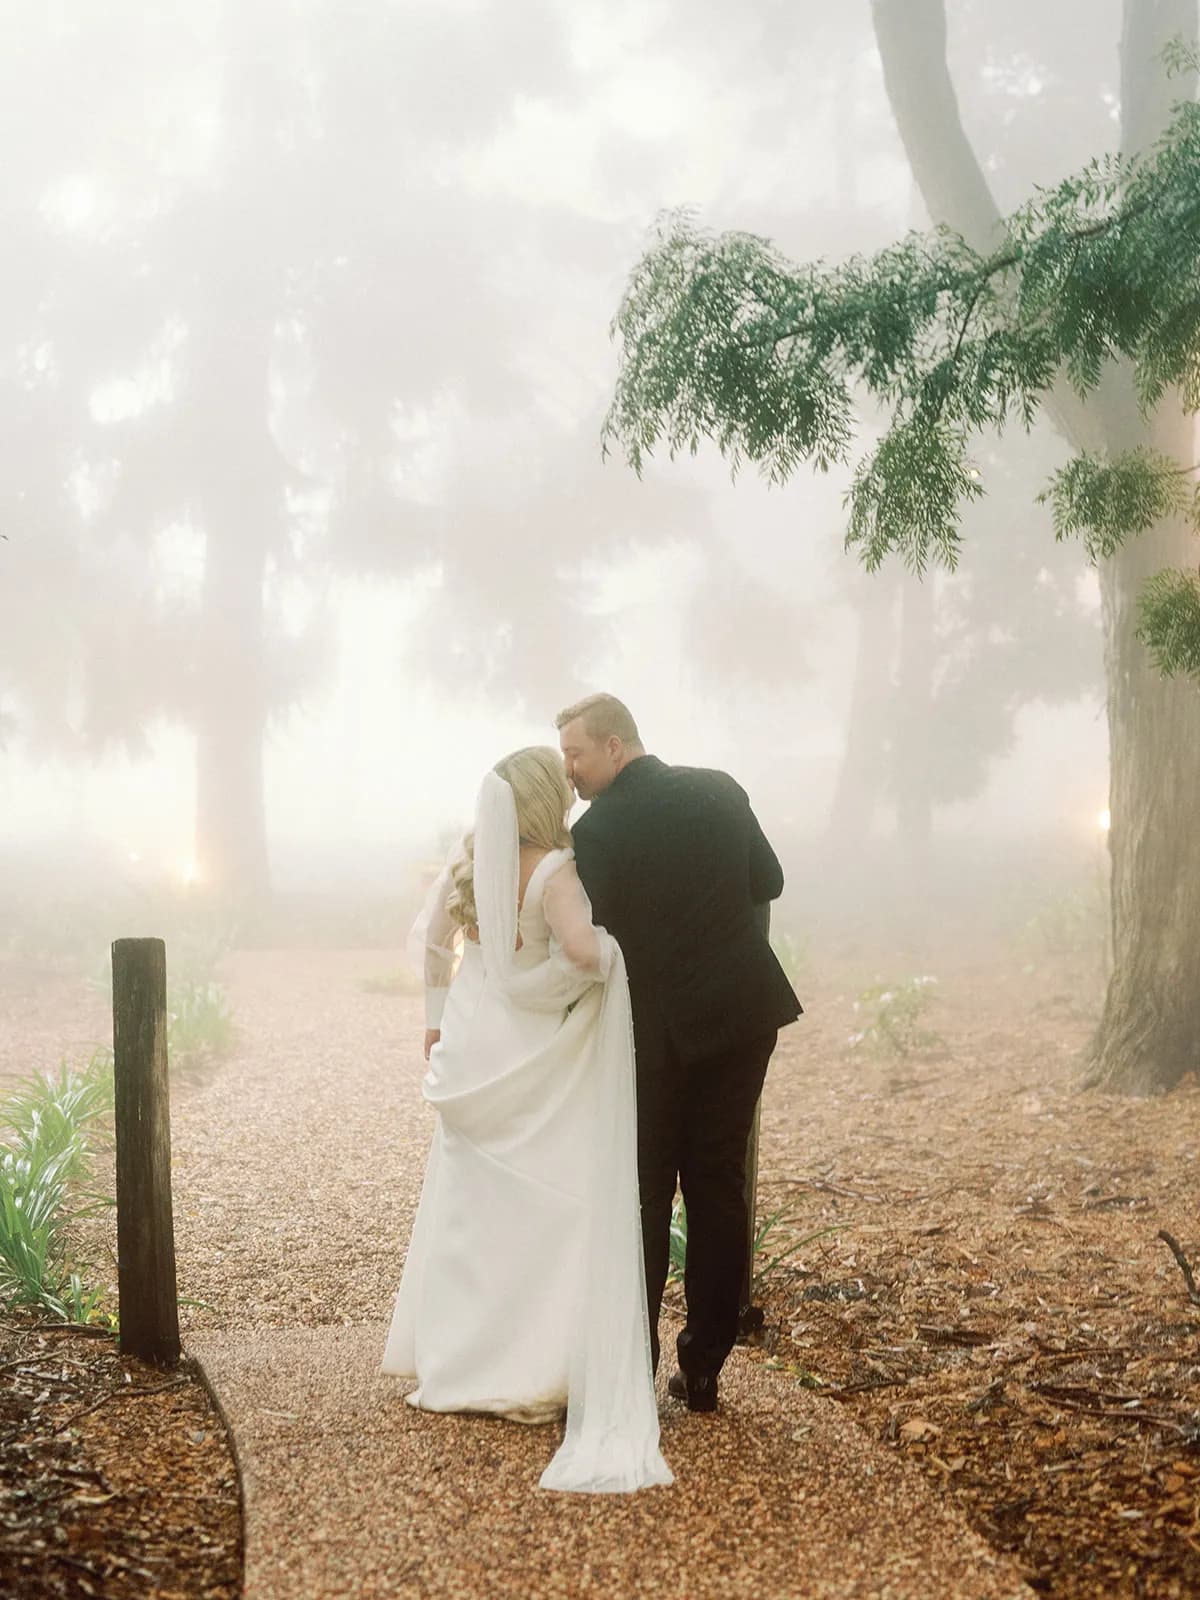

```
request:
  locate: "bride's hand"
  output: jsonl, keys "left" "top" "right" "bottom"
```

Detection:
{"left": 423, "top": 1029, "right": 441, "bottom": 1061}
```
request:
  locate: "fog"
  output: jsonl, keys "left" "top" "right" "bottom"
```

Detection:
{"left": 1, "top": 0, "right": 1123, "bottom": 952}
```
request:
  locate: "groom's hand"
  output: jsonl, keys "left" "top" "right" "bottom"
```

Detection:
{"left": 423, "top": 1028, "right": 441, "bottom": 1061}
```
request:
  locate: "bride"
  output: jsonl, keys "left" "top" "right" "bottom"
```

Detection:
{"left": 380, "top": 745, "right": 673, "bottom": 1494}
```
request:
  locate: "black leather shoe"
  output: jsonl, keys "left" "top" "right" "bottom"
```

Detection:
{"left": 684, "top": 1373, "right": 718, "bottom": 1413}
{"left": 667, "top": 1369, "right": 718, "bottom": 1412}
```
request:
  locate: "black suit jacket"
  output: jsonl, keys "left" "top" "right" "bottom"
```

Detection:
{"left": 571, "top": 755, "right": 802, "bottom": 1065}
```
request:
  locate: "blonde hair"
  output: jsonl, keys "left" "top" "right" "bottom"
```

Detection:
{"left": 446, "top": 746, "right": 574, "bottom": 932}
{"left": 554, "top": 692, "right": 642, "bottom": 746}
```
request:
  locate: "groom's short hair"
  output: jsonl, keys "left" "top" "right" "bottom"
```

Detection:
{"left": 555, "top": 693, "right": 641, "bottom": 746}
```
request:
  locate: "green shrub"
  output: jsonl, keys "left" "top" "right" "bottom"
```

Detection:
{"left": 0, "top": 1052, "right": 115, "bottom": 1323}
{"left": 847, "top": 976, "right": 944, "bottom": 1058}
{"left": 167, "top": 979, "right": 235, "bottom": 1060}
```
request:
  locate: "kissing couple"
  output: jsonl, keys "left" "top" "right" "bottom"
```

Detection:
{"left": 380, "top": 693, "right": 802, "bottom": 1492}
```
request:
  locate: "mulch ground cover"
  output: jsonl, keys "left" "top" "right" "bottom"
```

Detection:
{"left": 4, "top": 943, "right": 1199, "bottom": 1598}
{"left": 741, "top": 955, "right": 1200, "bottom": 1600}
{"left": 0, "top": 1311, "right": 240, "bottom": 1599}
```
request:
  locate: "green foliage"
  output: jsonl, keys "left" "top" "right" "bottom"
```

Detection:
{"left": 1017, "top": 882, "right": 1109, "bottom": 976}
{"left": 167, "top": 979, "right": 235, "bottom": 1060}
{"left": 0, "top": 1053, "right": 115, "bottom": 1323}
{"left": 1137, "top": 568, "right": 1200, "bottom": 678}
{"left": 0, "top": 1052, "right": 114, "bottom": 1187}
{"left": 1039, "top": 449, "right": 1200, "bottom": 560}
{"left": 847, "top": 977, "right": 944, "bottom": 1058}
{"left": 90, "top": 938, "right": 236, "bottom": 1065}
{"left": 668, "top": 1194, "right": 688, "bottom": 1280}
{"left": 608, "top": 80, "right": 1200, "bottom": 676}
{"left": 847, "top": 417, "right": 984, "bottom": 574}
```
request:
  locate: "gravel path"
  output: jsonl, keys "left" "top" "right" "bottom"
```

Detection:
{"left": 175, "top": 949, "right": 1031, "bottom": 1600}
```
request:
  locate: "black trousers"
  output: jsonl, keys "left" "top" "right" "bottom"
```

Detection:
{"left": 633, "top": 1008, "right": 777, "bottom": 1380}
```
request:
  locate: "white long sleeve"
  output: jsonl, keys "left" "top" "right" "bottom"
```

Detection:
{"left": 406, "top": 860, "right": 463, "bottom": 1027}
{"left": 541, "top": 859, "right": 612, "bottom": 981}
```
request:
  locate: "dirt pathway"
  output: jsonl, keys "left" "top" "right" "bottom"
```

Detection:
{"left": 174, "top": 950, "right": 1029, "bottom": 1599}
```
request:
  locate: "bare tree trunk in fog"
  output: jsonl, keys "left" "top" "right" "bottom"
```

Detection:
{"left": 826, "top": 577, "right": 896, "bottom": 842}
{"left": 1090, "top": 410, "right": 1200, "bottom": 1091}
{"left": 870, "top": 0, "right": 1006, "bottom": 253}
{"left": 195, "top": 521, "right": 270, "bottom": 898}
{"left": 871, "top": 0, "right": 1098, "bottom": 454}
{"left": 873, "top": 0, "right": 1200, "bottom": 1092}
{"left": 1086, "top": 0, "right": 1200, "bottom": 1092}
{"left": 893, "top": 572, "right": 935, "bottom": 862}
{"left": 826, "top": 48, "right": 904, "bottom": 850}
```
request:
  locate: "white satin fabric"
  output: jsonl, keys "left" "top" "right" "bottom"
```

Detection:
{"left": 381, "top": 773, "right": 672, "bottom": 1495}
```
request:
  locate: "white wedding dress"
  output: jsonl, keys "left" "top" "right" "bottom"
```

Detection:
{"left": 380, "top": 773, "right": 673, "bottom": 1494}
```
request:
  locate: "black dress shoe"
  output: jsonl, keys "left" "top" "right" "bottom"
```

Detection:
{"left": 667, "top": 1369, "right": 718, "bottom": 1412}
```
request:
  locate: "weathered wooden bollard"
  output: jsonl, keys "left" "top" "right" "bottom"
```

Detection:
{"left": 112, "top": 938, "right": 180, "bottom": 1367}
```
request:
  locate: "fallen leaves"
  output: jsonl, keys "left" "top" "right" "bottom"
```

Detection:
{"left": 0, "top": 1313, "right": 240, "bottom": 1600}
{"left": 753, "top": 959, "right": 1200, "bottom": 1599}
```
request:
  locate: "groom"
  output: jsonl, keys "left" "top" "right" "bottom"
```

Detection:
{"left": 556, "top": 693, "right": 801, "bottom": 1412}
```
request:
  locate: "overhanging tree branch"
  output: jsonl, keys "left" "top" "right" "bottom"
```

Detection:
{"left": 870, "top": 0, "right": 1102, "bottom": 453}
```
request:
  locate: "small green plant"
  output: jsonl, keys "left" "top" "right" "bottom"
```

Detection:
{"left": 0, "top": 1052, "right": 115, "bottom": 1322}
{"left": 89, "top": 942, "right": 236, "bottom": 1065}
{"left": 847, "top": 976, "right": 943, "bottom": 1058}
{"left": 668, "top": 1197, "right": 688, "bottom": 1280}
{"left": 1, "top": 1053, "right": 115, "bottom": 1182}
{"left": 668, "top": 1197, "right": 843, "bottom": 1284}
{"left": 1016, "top": 874, "right": 1110, "bottom": 983}
{"left": 167, "top": 979, "right": 235, "bottom": 1060}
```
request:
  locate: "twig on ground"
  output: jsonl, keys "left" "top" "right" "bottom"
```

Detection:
{"left": 1028, "top": 1383, "right": 1187, "bottom": 1431}
{"left": 22, "top": 1323, "right": 115, "bottom": 1339}
{"left": 54, "top": 1377, "right": 190, "bottom": 1434}
{"left": 917, "top": 1324, "right": 998, "bottom": 1348}
{"left": 782, "top": 1178, "right": 886, "bottom": 1204}
{"left": 826, "top": 1376, "right": 909, "bottom": 1398}
{"left": 1157, "top": 1230, "right": 1200, "bottom": 1305}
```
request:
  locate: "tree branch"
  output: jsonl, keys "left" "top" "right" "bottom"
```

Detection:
{"left": 871, "top": 0, "right": 1099, "bottom": 453}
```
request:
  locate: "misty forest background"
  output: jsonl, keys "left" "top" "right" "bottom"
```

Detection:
{"left": 3, "top": 1, "right": 1195, "bottom": 1090}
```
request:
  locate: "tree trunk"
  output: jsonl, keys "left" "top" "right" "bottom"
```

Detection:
{"left": 893, "top": 571, "right": 935, "bottom": 863}
{"left": 870, "top": 0, "right": 1100, "bottom": 454}
{"left": 194, "top": 520, "right": 270, "bottom": 899}
{"left": 189, "top": 234, "right": 279, "bottom": 902}
{"left": 826, "top": 575, "right": 897, "bottom": 843}
{"left": 1087, "top": 411, "right": 1200, "bottom": 1092}
{"left": 1083, "top": 0, "right": 1200, "bottom": 1091}
{"left": 874, "top": 0, "right": 1200, "bottom": 1092}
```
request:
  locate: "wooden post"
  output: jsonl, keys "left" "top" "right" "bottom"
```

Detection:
{"left": 738, "top": 903, "right": 770, "bottom": 1333}
{"left": 112, "top": 938, "right": 180, "bottom": 1367}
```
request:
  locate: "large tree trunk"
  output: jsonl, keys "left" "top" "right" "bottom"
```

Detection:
{"left": 826, "top": 575, "right": 896, "bottom": 843}
{"left": 1087, "top": 409, "right": 1200, "bottom": 1091}
{"left": 190, "top": 280, "right": 276, "bottom": 901}
{"left": 873, "top": 0, "right": 1200, "bottom": 1092}
{"left": 870, "top": 0, "right": 1100, "bottom": 455}
{"left": 1083, "top": 0, "right": 1200, "bottom": 1091}
{"left": 194, "top": 520, "right": 270, "bottom": 899}
{"left": 893, "top": 572, "right": 935, "bottom": 863}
